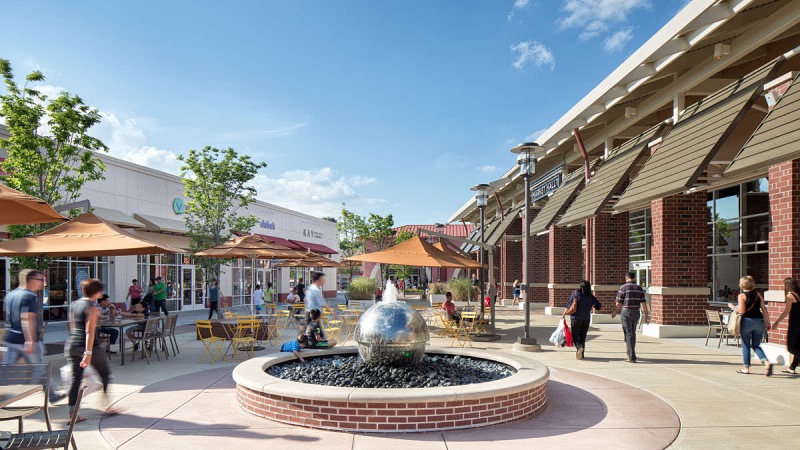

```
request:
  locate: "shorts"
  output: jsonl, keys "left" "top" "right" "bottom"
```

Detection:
{"left": 313, "top": 341, "right": 329, "bottom": 348}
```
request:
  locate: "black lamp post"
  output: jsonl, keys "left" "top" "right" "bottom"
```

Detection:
{"left": 511, "top": 142, "right": 545, "bottom": 349}
{"left": 471, "top": 183, "right": 490, "bottom": 320}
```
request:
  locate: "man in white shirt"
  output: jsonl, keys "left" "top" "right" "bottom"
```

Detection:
{"left": 305, "top": 272, "right": 336, "bottom": 321}
{"left": 253, "top": 284, "right": 265, "bottom": 313}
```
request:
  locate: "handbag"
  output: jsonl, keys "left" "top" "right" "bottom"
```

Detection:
{"left": 727, "top": 294, "right": 758, "bottom": 336}
{"left": 563, "top": 318, "right": 574, "bottom": 347}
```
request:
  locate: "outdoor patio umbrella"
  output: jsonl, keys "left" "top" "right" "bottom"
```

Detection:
{"left": 274, "top": 251, "right": 340, "bottom": 268}
{"left": 432, "top": 242, "right": 483, "bottom": 269}
{"left": 0, "top": 183, "right": 66, "bottom": 226}
{"left": 194, "top": 234, "right": 306, "bottom": 311}
{"left": 0, "top": 211, "right": 185, "bottom": 257}
{"left": 345, "top": 236, "right": 481, "bottom": 268}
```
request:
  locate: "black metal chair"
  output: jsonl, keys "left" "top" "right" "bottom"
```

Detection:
{"left": 0, "top": 364, "right": 52, "bottom": 433}
{"left": 0, "top": 386, "right": 86, "bottom": 450}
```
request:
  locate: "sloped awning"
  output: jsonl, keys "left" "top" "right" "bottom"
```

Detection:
{"left": 725, "top": 72, "right": 800, "bottom": 177}
{"left": 460, "top": 227, "right": 481, "bottom": 254}
{"left": 289, "top": 239, "right": 338, "bottom": 255}
{"left": 485, "top": 206, "right": 522, "bottom": 246}
{"left": 614, "top": 57, "right": 783, "bottom": 213}
{"left": 92, "top": 207, "right": 145, "bottom": 229}
{"left": 530, "top": 169, "right": 586, "bottom": 235}
{"left": 462, "top": 216, "right": 501, "bottom": 253}
{"left": 133, "top": 213, "right": 189, "bottom": 234}
{"left": 130, "top": 229, "right": 192, "bottom": 252}
{"left": 558, "top": 124, "right": 666, "bottom": 227}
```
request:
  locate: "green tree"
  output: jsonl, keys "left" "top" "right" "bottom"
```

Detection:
{"left": 337, "top": 206, "right": 366, "bottom": 282}
{"left": 321, "top": 216, "right": 337, "bottom": 223}
{"left": 0, "top": 58, "right": 108, "bottom": 270}
{"left": 179, "top": 146, "right": 267, "bottom": 280}
{"left": 357, "top": 213, "right": 400, "bottom": 284}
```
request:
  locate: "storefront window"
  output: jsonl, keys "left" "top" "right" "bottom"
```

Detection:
{"left": 137, "top": 254, "right": 192, "bottom": 311}
{"left": 629, "top": 209, "right": 652, "bottom": 288}
{"left": 707, "top": 178, "right": 769, "bottom": 302}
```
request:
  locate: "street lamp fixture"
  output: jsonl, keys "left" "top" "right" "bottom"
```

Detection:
{"left": 471, "top": 183, "right": 491, "bottom": 320}
{"left": 510, "top": 142, "right": 546, "bottom": 349}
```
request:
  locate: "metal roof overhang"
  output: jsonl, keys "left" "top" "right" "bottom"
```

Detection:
{"left": 91, "top": 207, "right": 145, "bottom": 229}
{"left": 133, "top": 213, "right": 189, "bottom": 234}
{"left": 725, "top": 72, "right": 800, "bottom": 177}
{"left": 614, "top": 57, "right": 783, "bottom": 212}
{"left": 557, "top": 123, "right": 667, "bottom": 227}
{"left": 462, "top": 216, "right": 502, "bottom": 253}
{"left": 485, "top": 206, "right": 522, "bottom": 247}
{"left": 529, "top": 168, "right": 586, "bottom": 235}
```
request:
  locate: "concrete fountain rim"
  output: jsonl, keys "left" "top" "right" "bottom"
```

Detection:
{"left": 233, "top": 346, "right": 549, "bottom": 403}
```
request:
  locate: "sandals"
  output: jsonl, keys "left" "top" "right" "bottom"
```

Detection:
{"left": 736, "top": 369, "right": 750, "bottom": 374}
{"left": 766, "top": 363, "right": 773, "bottom": 377}
{"left": 781, "top": 369, "right": 797, "bottom": 375}
{"left": 70, "top": 416, "right": 87, "bottom": 424}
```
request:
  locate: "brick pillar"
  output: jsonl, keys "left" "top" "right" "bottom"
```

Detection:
{"left": 548, "top": 225, "right": 583, "bottom": 307}
{"left": 766, "top": 160, "right": 800, "bottom": 346}
{"left": 531, "top": 233, "right": 549, "bottom": 302}
{"left": 501, "top": 218, "right": 522, "bottom": 299}
{"left": 585, "top": 213, "right": 629, "bottom": 313}
{"left": 649, "top": 192, "right": 709, "bottom": 326}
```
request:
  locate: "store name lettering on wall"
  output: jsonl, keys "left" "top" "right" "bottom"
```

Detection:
{"left": 530, "top": 173, "right": 562, "bottom": 202}
{"left": 260, "top": 220, "right": 276, "bottom": 230}
{"left": 303, "top": 229, "right": 323, "bottom": 239}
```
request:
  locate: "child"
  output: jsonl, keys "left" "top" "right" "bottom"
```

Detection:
{"left": 280, "top": 335, "right": 309, "bottom": 362}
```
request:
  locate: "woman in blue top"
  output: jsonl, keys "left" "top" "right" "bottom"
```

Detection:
{"left": 562, "top": 280, "right": 602, "bottom": 360}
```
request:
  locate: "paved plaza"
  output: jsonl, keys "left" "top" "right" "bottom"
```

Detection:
{"left": 4, "top": 302, "right": 800, "bottom": 449}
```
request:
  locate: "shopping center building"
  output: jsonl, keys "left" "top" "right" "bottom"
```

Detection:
{"left": 449, "top": 0, "right": 800, "bottom": 360}
{"left": 0, "top": 126, "right": 339, "bottom": 321}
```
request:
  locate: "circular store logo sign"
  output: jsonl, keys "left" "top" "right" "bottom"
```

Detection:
{"left": 172, "top": 197, "right": 185, "bottom": 215}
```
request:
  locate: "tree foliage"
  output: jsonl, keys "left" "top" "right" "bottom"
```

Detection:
{"left": 179, "top": 146, "right": 267, "bottom": 279}
{"left": 337, "top": 206, "right": 365, "bottom": 281}
{"left": 0, "top": 58, "right": 108, "bottom": 269}
{"left": 390, "top": 229, "right": 415, "bottom": 291}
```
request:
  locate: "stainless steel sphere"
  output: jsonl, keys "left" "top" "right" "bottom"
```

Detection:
{"left": 355, "top": 301, "right": 430, "bottom": 366}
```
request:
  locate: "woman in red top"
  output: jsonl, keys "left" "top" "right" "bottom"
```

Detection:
{"left": 441, "top": 292, "right": 461, "bottom": 325}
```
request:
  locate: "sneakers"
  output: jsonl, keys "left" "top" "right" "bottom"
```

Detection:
{"left": 576, "top": 347, "right": 585, "bottom": 360}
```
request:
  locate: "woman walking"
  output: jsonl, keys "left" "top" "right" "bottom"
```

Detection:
{"left": 65, "top": 278, "right": 114, "bottom": 423}
{"left": 561, "top": 280, "right": 602, "bottom": 360}
{"left": 728, "top": 275, "right": 772, "bottom": 376}
{"left": 512, "top": 280, "right": 521, "bottom": 306}
{"left": 772, "top": 277, "right": 800, "bottom": 374}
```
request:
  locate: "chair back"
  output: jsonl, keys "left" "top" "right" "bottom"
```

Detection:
{"left": 196, "top": 320, "right": 214, "bottom": 340}
{"left": 705, "top": 310, "right": 722, "bottom": 325}
{"left": 235, "top": 318, "right": 260, "bottom": 339}
{"left": 276, "top": 310, "right": 291, "bottom": 318}
{"left": 166, "top": 314, "right": 179, "bottom": 335}
{"left": 0, "top": 363, "right": 51, "bottom": 392}
{"left": 65, "top": 386, "right": 88, "bottom": 445}
{"left": 337, "top": 304, "right": 347, "bottom": 311}
{"left": 461, "top": 312, "right": 478, "bottom": 321}
{"left": 142, "top": 318, "right": 160, "bottom": 339}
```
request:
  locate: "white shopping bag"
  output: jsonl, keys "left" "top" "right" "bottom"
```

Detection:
{"left": 60, "top": 363, "right": 103, "bottom": 396}
{"left": 548, "top": 320, "right": 566, "bottom": 347}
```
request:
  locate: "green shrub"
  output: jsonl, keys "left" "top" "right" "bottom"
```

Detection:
{"left": 447, "top": 278, "right": 475, "bottom": 302}
{"left": 347, "top": 277, "right": 378, "bottom": 299}
{"left": 430, "top": 282, "right": 448, "bottom": 295}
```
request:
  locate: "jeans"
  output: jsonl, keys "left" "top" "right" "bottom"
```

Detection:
{"left": 153, "top": 299, "right": 169, "bottom": 316}
{"left": 571, "top": 319, "right": 590, "bottom": 350}
{"left": 620, "top": 309, "right": 640, "bottom": 362}
{"left": 66, "top": 347, "right": 111, "bottom": 412}
{"left": 99, "top": 327, "right": 119, "bottom": 345}
{"left": 208, "top": 302, "right": 219, "bottom": 320}
{"left": 740, "top": 317, "right": 767, "bottom": 367}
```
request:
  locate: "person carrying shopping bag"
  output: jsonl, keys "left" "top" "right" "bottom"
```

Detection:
{"left": 562, "top": 280, "right": 602, "bottom": 360}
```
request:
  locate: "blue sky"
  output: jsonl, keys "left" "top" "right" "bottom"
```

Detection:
{"left": 0, "top": 0, "right": 688, "bottom": 224}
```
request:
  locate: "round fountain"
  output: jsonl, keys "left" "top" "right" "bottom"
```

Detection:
{"left": 233, "top": 281, "right": 549, "bottom": 432}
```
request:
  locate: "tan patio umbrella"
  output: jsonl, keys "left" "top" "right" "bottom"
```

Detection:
{"left": 0, "top": 183, "right": 66, "bottom": 225}
{"left": 274, "top": 251, "right": 340, "bottom": 268}
{"left": 0, "top": 211, "right": 185, "bottom": 257}
{"left": 432, "top": 242, "right": 483, "bottom": 269}
{"left": 345, "top": 236, "right": 480, "bottom": 268}
{"left": 194, "top": 234, "right": 306, "bottom": 311}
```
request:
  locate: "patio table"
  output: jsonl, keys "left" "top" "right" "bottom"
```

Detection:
{"left": 0, "top": 384, "right": 42, "bottom": 408}
{"left": 97, "top": 318, "right": 142, "bottom": 366}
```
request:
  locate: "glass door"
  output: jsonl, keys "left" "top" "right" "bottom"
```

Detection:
{"left": 181, "top": 266, "right": 202, "bottom": 311}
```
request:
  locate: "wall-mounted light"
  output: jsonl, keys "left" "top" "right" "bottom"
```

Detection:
{"left": 625, "top": 106, "right": 637, "bottom": 118}
{"left": 714, "top": 43, "right": 731, "bottom": 60}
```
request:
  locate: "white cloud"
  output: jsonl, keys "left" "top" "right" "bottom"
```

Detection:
{"left": 603, "top": 27, "right": 634, "bottom": 52}
{"left": 216, "top": 122, "right": 307, "bottom": 141}
{"left": 559, "top": 0, "right": 647, "bottom": 46}
{"left": 91, "top": 112, "right": 183, "bottom": 174}
{"left": 478, "top": 165, "right": 499, "bottom": 173}
{"left": 510, "top": 41, "right": 555, "bottom": 71}
{"left": 508, "top": 0, "right": 531, "bottom": 20}
{"left": 251, "top": 168, "right": 384, "bottom": 218}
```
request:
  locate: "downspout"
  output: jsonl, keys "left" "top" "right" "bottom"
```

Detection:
{"left": 572, "top": 128, "right": 591, "bottom": 183}
{"left": 573, "top": 128, "right": 592, "bottom": 280}
{"left": 493, "top": 192, "right": 505, "bottom": 220}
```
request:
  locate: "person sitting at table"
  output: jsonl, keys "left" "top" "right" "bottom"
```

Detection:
{"left": 305, "top": 308, "right": 337, "bottom": 349}
{"left": 98, "top": 294, "right": 120, "bottom": 353}
{"left": 280, "top": 334, "right": 309, "bottom": 362}
{"left": 441, "top": 292, "right": 461, "bottom": 325}
{"left": 121, "top": 302, "right": 150, "bottom": 348}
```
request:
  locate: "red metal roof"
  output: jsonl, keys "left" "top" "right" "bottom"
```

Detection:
{"left": 394, "top": 224, "right": 475, "bottom": 238}
{"left": 253, "top": 234, "right": 303, "bottom": 250}
{"left": 289, "top": 239, "right": 338, "bottom": 255}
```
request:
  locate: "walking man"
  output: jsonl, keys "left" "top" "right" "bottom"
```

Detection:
{"left": 152, "top": 276, "right": 169, "bottom": 316}
{"left": 305, "top": 272, "right": 336, "bottom": 323}
{"left": 611, "top": 271, "right": 649, "bottom": 363}
{"left": 207, "top": 279, "right": 221, "bottom": 319}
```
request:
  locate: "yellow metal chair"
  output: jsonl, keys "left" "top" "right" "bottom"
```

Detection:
{"left": 437, "top": 313, "right": 458, "bottom": 338}
{"left": 453, "top": 312, "right": 477, "bottom": 348}
{"left": 231, "top": 318, "right": 260, "bottom": 361}
{"left": 196, "top": 320, "right": 226, "bottom": 364}
{"left": 337, "top": 304, "right": 348, "bottom": 311}
{"left": 275, "top": 309, "right": 292, "bottom": 336}
{"left": 322, "top": 314, "right": 343, "bottom": 340}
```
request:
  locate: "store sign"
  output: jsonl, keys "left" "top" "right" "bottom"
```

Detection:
{"left": 74, "top": 266, "right": 90, "bottom": 291}
{"left": 260, "top": 220, "right": 276, "bottom": 230}
{"left": 172, "top": 197, "right": 185, "bottom": 215}
{"left": 530, "top": 172, "right": 563, "bottom": 202}
{"left": 303, "top": 229, "right": 323, "bottom": 239}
